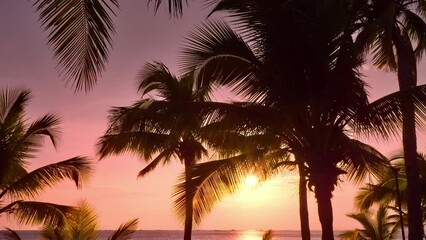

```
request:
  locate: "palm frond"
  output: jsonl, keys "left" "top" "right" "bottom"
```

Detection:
{"left": 137, "top": 146, "right": 177, "bottom": 177}
{"left": 11, "top": 201, "right": 75, "bottom": 227}
{"left": 342, "top": 205, "right": 400, "bottom": 240}
{"left": 68, "top": 200, "right": 98, "bottom": 240}
{"left": 403, "top": 9, "right": 426, "bottom": 59}
{"left": 354, "top": 184, "right": 396, "bottom": 210}
{"left": 107, "top": 218, "right": 138, "bottom": 240}
{"left": 39, "top": 225, "right": 68, "bottom": 240}
{"left": 355, "top": 84, "right": 426, "bottom": 140}
{"left": 22, "top": 113, "right": 61, "bottom": 148}
{"left": 172, "top": 156, "right": 249, "bottom": 225}
{"left": 137, "top": 61, "right": 181, "bottom": 99}
{"left": 354, "top": 151, "right": 426, "bottom": 210}
{"left": 105, "top": 100, "right": 172, "bottom": 134}
{"left": 346, "top": 212, "right": 377, "bottom": 239}
{"left": 370, "top": 1, "right": 398, "bottom": 71}
{"left": 40, "top": 200, "right": 98, "bottom": 240}
{"left": 0, "top": 228, "right": 22, "bottom": 240}
{"left": 32, "top": 0, "right": 119, "bottom": 91}
{"left": 98, "top": 131, "right": 176, "bottom": 160}
{"left": 148, "top": 0, "right": 187, "bottom": 18}
{"left": 16, "top": 114, "right": 62, "bottom": 159}
{"left": 340, "top": 138, "right": 390, "bottom": 184}
{"left": 180, "top": 20, "right": 263, "bottom": 100}
{"left": 1, "top": 157, "right": 92, "bottom": 199}
{"left": 0, "top": 88, "right": 30, "bottom": 124}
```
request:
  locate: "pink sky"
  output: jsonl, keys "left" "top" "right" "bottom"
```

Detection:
{"left": 1, "top": 1, "right": 426, "bottom": 231}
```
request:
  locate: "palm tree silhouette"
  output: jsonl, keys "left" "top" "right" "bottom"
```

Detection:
{"left": 98, "top": 62, "right": 215, "bottom": 240}
{"left": 355, "top": 1, "right": 426, "bottom": 238}
{"left": 0, "top": 88, "right": 92, "bottom": 227}
{"left": 177, "top": 1, "right": 426, "bottom": 237}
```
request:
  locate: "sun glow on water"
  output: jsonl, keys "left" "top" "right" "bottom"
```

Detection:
{"left": 237, "top": 230, "right": 264, "bottom": 240}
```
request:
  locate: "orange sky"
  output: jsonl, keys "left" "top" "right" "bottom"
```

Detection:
{"left": 1, "top": 1, "right": 426, "bottom": 231}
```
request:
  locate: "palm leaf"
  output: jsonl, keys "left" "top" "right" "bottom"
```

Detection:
{"left": 107, "top": 218, "right": 138, "bottom": 240}
{"left": 40, "top": 200, "right": 98, "bottom": 240}
{"left": 354, "top": 151, "right": 426, "bottom": 210}
{"left": 33, "top": 0, "right": 118, "bottom": 91}
{"left": 22, "top": 113, "right": 61, "bottom": 149}
{"left": 105, "top": 100, "right": 172, "bottom": 134}
{"left": 137, "top": 62, "right": 181, "bottom": 99}
{"left": 341, "top": 205, "right": 400, "bottom": 240}
{"left": 148, "top": 0, "right": 187, "bottom": 18}
{"left": 1, "top": 157, "right": 92, "bottom": 199}
{"left": 369, "top": 1, "right": 398, "bottom": 71}
{"left": 339, "top": 138, "right": 390, "bottom": 184}
{"left": 180, "top": 20, "right": 263, "bottom": 100}
{"left": 355, "top": 84, "right": 426, "bottom": 140}
{"left": 98, "top": 131, "right": 176, "bottom": 160}
{"left": 0, "top": 88, "right": 30, "bottom": 124}
{"left": 403, "top": 9, "right": 426, "bottom": 59}
{"left": 172, "top": 157, "right": 249, "bottom": 225}
{"left": 11, "top": 201, "right": 75, "bottom": 227}
{"left": 346, "top": 212, "right": 377, "bottom": 239}
{"left": 39, "top": 226, "right": 67, "bottom": 240}
{"left": 68, "top": 200, "right": 98, "bottom": 240}
{"left": 137, "top": 146, "right": 177, "bottom": 177}
{"left": 16, "top": 113, "right": 62, "bottom": 160}
{"left": 0, "top": 228, "right": 22, "bottom": 240}
{"left": 355, "top": 183, "right": 399, "bottom": 210}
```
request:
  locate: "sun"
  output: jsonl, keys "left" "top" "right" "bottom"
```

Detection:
{"left": 245, "top": 175, "right": 258, "bottom": 187}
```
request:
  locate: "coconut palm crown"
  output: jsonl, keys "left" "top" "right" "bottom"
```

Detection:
{"left": 0, "top": 87, "right": 92, "bottom": 227}
{"left": 98, "top": 61, "right": 218, "bottom": 240}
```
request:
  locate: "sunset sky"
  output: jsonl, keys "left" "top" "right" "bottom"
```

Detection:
{"left": 1, "top": 1, "right": 426, "bottom": 231}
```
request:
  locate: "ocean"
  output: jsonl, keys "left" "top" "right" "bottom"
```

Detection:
{"left": 7, "top": 230, "right": 345, "bottom": 240}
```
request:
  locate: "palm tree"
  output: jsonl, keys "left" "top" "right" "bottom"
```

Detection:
{"left": 177, "top": 1, "right": 426, "bottom": 238}
{"left": 1, "top": 200, "right": 139, "bottom": 240}
{"left": 0, "top": 87, "right": 93, "bottom": 227}
{"left": 355, "top": 1, "right": 426, "bottom": 238}
{"left": 339, "top": 204, "right": 400, "bottom": 240}
{"left": 354, "top": 152, "right": 426, "bottom": 235}
{"left": 29, "top": 0, "right": 187, "bottom": 91}
{"left": 97, "top": 62, "right": 215, "bottom": 240}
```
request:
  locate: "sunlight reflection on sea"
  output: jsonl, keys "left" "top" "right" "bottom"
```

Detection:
{"left": 10, "top": 230, "right": 383, "bottom": 240}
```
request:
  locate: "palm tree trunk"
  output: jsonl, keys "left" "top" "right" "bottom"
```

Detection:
{"left": 393, "top": 30, "right": 425, "bottom": 240}
{"left": 184, "top": 159, "right": 195, "bottom": 240}
{"left": 298, "top": 162, "right": 311, "bottom": 240}
{"left": 315, "top": 183, "right": 334, "bottom": 240}
{"left": 183, "top": 183, "right": 194, "bottom": 240}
